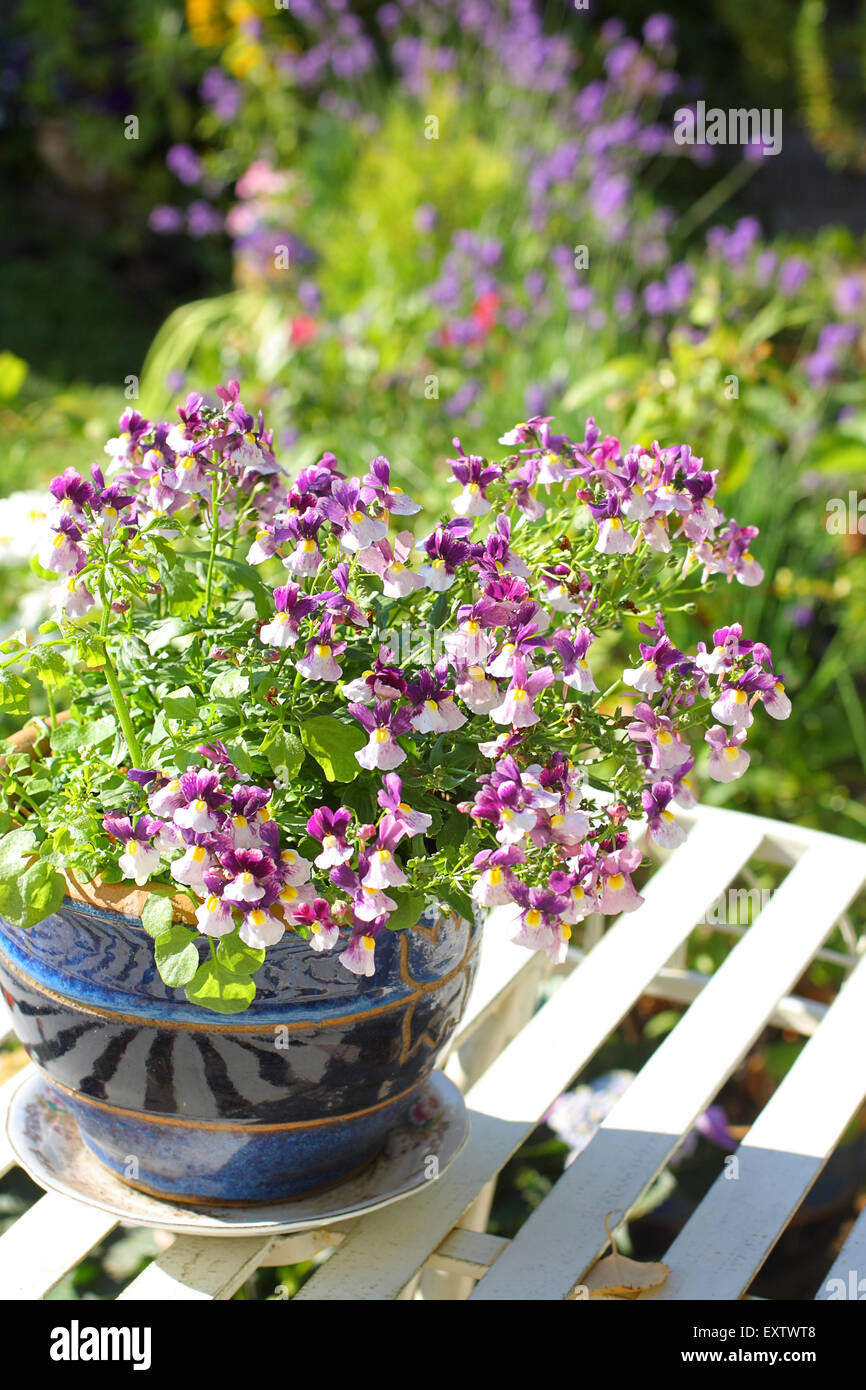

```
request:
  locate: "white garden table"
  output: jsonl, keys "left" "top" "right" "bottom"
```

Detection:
{"left": 2, "top": 802, "right": 866, "bottom": 1302}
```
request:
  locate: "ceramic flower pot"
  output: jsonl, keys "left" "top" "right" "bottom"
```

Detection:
{"left": 0, "top": 883, "right": 479, "bottom": 1205}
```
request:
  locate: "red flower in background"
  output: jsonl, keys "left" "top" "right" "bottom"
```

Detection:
{"left": 471, "top": 290, "right": 499, "bottom": 334}
{"left": 290, "top": 315, "right": 317, "bottom": 347}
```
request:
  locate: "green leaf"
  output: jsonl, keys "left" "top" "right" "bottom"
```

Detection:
{"left": 300, "top": 715, "right": 366, "bottom": 782}
{"left": 216, "top": 935, "right": 265, "bottom": 977}
{"left": 50, "top": 714, "right": 115, "bottom": 753}
{"left": 384, "top": 890, "right": 427, "bottom": 931}
{"left": 210, "top": 668, "right": 248, "bottom": 701}
{"left": 163, "top": 685, "right": 199, "bottom": 719}
{"left": 438, "top": 885, "right": 475, "bottom": 925}
{"left": 437, "top": 810, "right": 467, "bottom": 853}
{"left": 0, "top": 858, "right": 66, "bottom": 929}
{"left": 140, "top": 894, "right": 174, "bottom": 938}
{"left": 0, "top": 828, "right": 38, "bottom": 878}
{"left": 185, "top": 959, "right": 257, "bottom": 1014}
{"left": 0, "top": 671, "right": 30, "bottom": 717}
{"left": 29, "top": 647, "right": 68, "bottom": 688}
{"left": 146, "top": 619, "right": 191, "bottom": 655}
{"left": 154, "top": 925, "right": 201, "bottom": 987}
{"left": 262, "top": 727, "right": 306, "bottom": 779}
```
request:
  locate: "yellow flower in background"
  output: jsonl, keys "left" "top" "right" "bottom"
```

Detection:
{"left": 186, "top": 0, "right": 225, "bottom": 48}
{"left": 225, "top": 41, "right": 266, "bottom": 77}
{"left": 226, "top": 0, "right": 257, "bottom": 24}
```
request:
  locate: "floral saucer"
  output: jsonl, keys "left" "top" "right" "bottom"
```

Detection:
{"left": 6, "top": 1068, "right": 469, "bottom": 1237}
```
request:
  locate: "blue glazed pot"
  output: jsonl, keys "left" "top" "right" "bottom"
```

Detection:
{"left": 0, "top": 893, "right": 480, "bottom": 1204}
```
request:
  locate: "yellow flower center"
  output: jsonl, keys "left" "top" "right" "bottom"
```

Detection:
{"left": 250, "top": 908, "right": 266, "bottom": 926}
{"left": 233, "top": 815, "right": 247, "bottom": 829}
{"left": 608, "top": 873, "right": 625, "bottom": 890}
{"left": 192, "top": 846, "right": 206, "bottom": 863}
{"left": 374, "top": 728, "right": 389, "bottom": 742}
{"left": 206, "top": 895, "right": 220, "bottom": 912}
{"left": 125, "top": 839, "right": 138, "bottom": 855}
{"left": 526, "top": 909, "right": 542, "bottom": 928}
{"left": 724, "top": 747, "right": 740, "bottom": 761}
{"left": 315, "top": 644, "right": 331, "bottom": 659}
{"left": 350, "top": 510, "right": 364, "bottom": 524}
{"left": 488, "top": 867, "right": 502, "bottom": 885}
{"left": 362, "top": 934, "right": 375, "bottom": 950}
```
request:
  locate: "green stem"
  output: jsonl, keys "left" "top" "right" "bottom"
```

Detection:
{"left": 205, "top": 471, "right": 221, "bottom": 622}
{"left": 102, "top": 652, "right": 144, "bottom": 769}
{"left": 45, "top": 684, "right": 57, "bottom": 731}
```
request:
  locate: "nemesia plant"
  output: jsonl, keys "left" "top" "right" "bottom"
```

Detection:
{"left": 0, "top": 382, "right": 790, "bottom": 1013}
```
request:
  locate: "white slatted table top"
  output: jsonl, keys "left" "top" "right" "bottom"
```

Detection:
{"left": 2, "top": 803, "right": 866, "bottom": 1302}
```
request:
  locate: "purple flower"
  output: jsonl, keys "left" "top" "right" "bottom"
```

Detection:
{"left": 598, "top": 844, "right": 644, "bottom": 913}
{"left": 360, "top": 456, "right": 421, "bottom": 515}
{"left": 706, "top": 725, "right": 750, "bottom": 782}
{"left": 296, "top": 617, "right": 345, "bottom": 683}
{"left": 259, "top": 583, "right": 319, "bottom": 649}
{"left": 471, "top": 845, "right": 524, "bottom": 907}
{"left": 418, "top": 522, "right": 474, "bottom": 592}
{"left": 166, "top": 144, "right": 202, "bottom": 186}
{"left": 642, "top": 780, "right": 687, "bottom": 850}
{"left": 320, "top": 478, "right": 388, "bottom": 552}
{"left": 307, "top": 806, "right": 354, "bottom": 869}
{"left": 349, "top": 700, "right": 413, "bottom": 771}
{"left": 490, "top": 654, "right": 555, "bottom": 728}
{"left": 219, "top": 847, "right": 280, "bottom": 907}
{"left": 173, "top": 770, "right": 228, "bottom": 833}
{"left": 509, "top": 881, "right": 571, "bottom": 963}
{"left": 376, "top": 773, "right": 433, "bottom": 839}
{"left": 149, "top": 205, "right": 184, "bottom": 235}
{"left": 103, "top": 814, "right": 164, "bottom": 886}
{"left": 627, "top": 702, "right": 692, "bottom": 772}
{"left": 357, "top": 532, "right": 422, "bottom": 598}
{"left": 549, "top": 626, "right": 597, "bottom": 693}
{"left": 339, "top": 929, "right": 377, "bottom": 978}
{"left": 448, "top": 445, "right": 502, "bottom": 517}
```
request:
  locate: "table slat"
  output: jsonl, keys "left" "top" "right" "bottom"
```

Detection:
{"left": 816, "top": 1207, "right": 866, "bottom": 1301}
{"left": 471, "top": 836, "right": 866, "bottom": 1301}
{"left": 117, "top": 1235, "right": 276, "bottom": 1301}
{"left": 0, "top": 1191, "right": 118, "bottom": 1300}
{"left": 646, "top": 951, "right": 866, "bottom": 1299}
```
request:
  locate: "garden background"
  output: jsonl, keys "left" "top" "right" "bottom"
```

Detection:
{"left": 1, "top": 0, "right": 865, "bottom": 1297}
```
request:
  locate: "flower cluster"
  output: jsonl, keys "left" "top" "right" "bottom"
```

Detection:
{"left": 13, "top": 384, "right": 791, "bottom": 1010}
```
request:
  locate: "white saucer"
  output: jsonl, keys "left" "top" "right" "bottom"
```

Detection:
{"left": 5, "top": 1068, "right": 469, "bottom": 1237}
